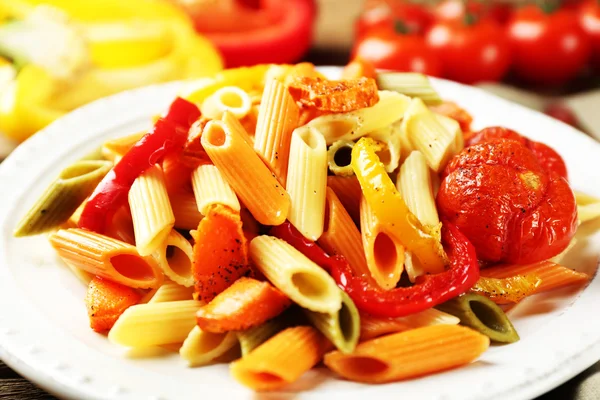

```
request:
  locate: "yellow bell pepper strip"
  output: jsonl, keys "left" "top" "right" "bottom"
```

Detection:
{"left": 470, "top": 275, "right": 541, "bottom": 305}
{"left": 351, "top": 137, "right": 447, "bottom": 273}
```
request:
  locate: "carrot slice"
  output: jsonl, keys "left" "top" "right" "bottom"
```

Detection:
{"left": 191, "top": 204, "right": 249, "bottom": 302}
{"left": 196, "top": 277, "right": 291, "bottom": 333}
{"left": 84, "top": 276, "right": 141, "bottom": 333}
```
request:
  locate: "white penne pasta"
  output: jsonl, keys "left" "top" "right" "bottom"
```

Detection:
{"left": 49, "top": 228, "right": 163, "bottom": 289}
{"left": 180, "top": 326, "right": 239, "bottom": 367}
{"left": 148, "top": 281, "right": 194, "bottom": 303}
{"left": 153, "top": 230, "right": 194, "bottom": 287}
{"left": 101, "top": 131, "right": 145, "bottom": 162}
{"left": 397, "top": 151, "right": 440, "bottom": 227}
{"left": 404, "top": 251, "right": 426, "bottom": 283}
{"left": 191, "top": 163, "right": 240, "bottom": 215}
{"left": 402, "top": 98, "right": 462, "bottom": 172}
{"left": 550, "top": 238, "right": 578, "bottom": 264}
{"left": 360, "top": 196, "right": 404, "bottom": 290}
{"left": 108, "top": 300, "right": 202, "bottom": 347}
{"left": 286, "top": 126, "right": 328, "bottom": 241}
{"left": 129, "top": 165, "right": 175, "bottom": 256}
{"left": 307, "top": 91, "right": 411, "bottom": 145}
{"left": 254, "top": 77, "right": 300, "bottom": 186}
{"left": 249, "top": 235, "right": 342, "bottom": 314}
{"left": 201, "top": 86, "right": 253, "bottom": 120}
{"left": 327, "top": 140, "right": 355, "bottom": 177}
{"left": 368, "top": 120, "right": 402, "bottom": 173}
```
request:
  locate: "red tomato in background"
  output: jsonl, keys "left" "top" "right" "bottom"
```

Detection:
{"left": 177, "top": 0, "right": 316, "bottom": 67}
{"left": 356, "top": 1, "right": 432, "bottom": 37}
{"left": 425, "top": 19, "right": 511, "bottom": 84}
{"left": 433, "top": 0, "right": 512, "bottom": 24}
{"left": 579, "top": 1, "right": 600, "bottom": 70}
{"left": 352, "top": 29, "right": 442, "bottom": 76}
{"left": 507, "top": 5, "right": 591, "bottom": 85}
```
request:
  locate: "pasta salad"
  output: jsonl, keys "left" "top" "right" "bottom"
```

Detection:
{"left": 14, "top": 61, "right": 600, "bottom": 391}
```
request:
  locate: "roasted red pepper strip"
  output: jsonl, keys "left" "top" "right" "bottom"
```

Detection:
{"left": 78, "top": 97, "right": 200, "bottom": 233}
{"left": 270, "top": 221, "right": 480, "bottom": 318}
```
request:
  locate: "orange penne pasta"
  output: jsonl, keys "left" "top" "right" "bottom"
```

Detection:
{"left": 84, "top": 276, "right": 141, "bottom": 332}
{"left": 318, "top": 188, "right": 373, "bottom": 283}
{"left": 325, "top": 325, "right": 489, "bottom": 384}
{"left": 341, "top": 58, "right": 377, "bottom": 80}
{"left": 196, "top": 277, "right": 291, "bottom": 333}
{"left": 230, "top": 326, "right": 328, "bottom": 391}
{"left": 480, "top": 261, "right": 590, "bottom": 294}
{"left": 201, "top": 116, "right": 290, "bottom": 226}
{"left": 222, "top": 109, "right": 254, "bottom": 146}
{"left": 360, "top": 309, "right": 461, "bottom": 341}
{"left": 253, "top": 78, "right": 300, "bottom": 186}
{"left": 360, "top": 195, "right": 405, "bottom": 289}
{"left": 192, "top": 204, "right": 249, "bottom": 302}
{"left": 105, "top": 206, "right": 135, "bottom": 245}
{"left": 49, "top": 228, "right": 163, "bottom": 288}
{"left": 327, "top": 176, "right": 361, "bottom": 225}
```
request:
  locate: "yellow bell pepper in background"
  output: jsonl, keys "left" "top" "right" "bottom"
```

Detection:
{"left": 0, "top": 0, "right": 223, "bottom": 142}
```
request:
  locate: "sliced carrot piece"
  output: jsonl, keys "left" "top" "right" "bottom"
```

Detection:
{"left": 196, "top": 277, "right": 291, "bottom": 333}
{"left": 84, "top": 276, "right": 141, "bottom": 333}
{"left": 191, "top": 204, "right": 249, "bottom": 302}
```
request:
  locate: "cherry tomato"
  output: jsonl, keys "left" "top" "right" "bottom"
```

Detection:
{"left": 352, "top": 28, "right": 442, "bottom": 76}
{"left": 356, "top": 1, "right": 432, "bottom": 37}
{"left": 433, "top": 0, "right": 512, "bottom": 24}
{"left": 507, "top": 5, "right": 591, "bottom": 85}
{"left": 544, "top": 103, "right": 580, "bottom": 128}
{"left": 579, "top": 1, "right": 600, "bottom": 70}
{"left": 425, "top": 19, "right": 511, "bottom": 84}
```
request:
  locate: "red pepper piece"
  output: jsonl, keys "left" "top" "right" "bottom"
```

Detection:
{"left": 78, "top": 97, "right": 200, "bottom": 233}
{"left": 465, "top": 126, "right": 568, "bottom": 180}
{"left": 270, "top": 221, "right": 480, "bottom": 318}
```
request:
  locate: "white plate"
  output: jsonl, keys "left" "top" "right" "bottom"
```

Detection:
{"left": 1, "top": 68, "right": 600, "bottom": 400}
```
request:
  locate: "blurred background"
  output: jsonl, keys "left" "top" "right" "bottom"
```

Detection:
{"left": 1, "top": 0, "right": 599, "bottom": 158}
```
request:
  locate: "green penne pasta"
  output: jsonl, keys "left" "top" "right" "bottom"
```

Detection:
{"left": 14, "top": 160, "right": 112, "bottom": 236}
{"left": 304, "top": 290, "right": 360, "bottom": 354}
{"left": 327, "top": 140, "right": 355, "bottom": 177}
{"left": 237, "top": 317, "right": 287, "bottom": 356}
{"left": 79, "top": 146, "right": 106, "bottom": 161}
{"left": 377, "top": 72, "right": 442, "bottom": 105}
{"left": 436, "top": 293, "right": 519, "bottom": 344}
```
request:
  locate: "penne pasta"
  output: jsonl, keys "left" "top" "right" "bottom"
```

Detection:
{"left": 367, "top": 121, "right": 402, "bottom": 173}
{"left": 249, "top": 235, "right": 342, "bottom": 314}
{"left": 180, "top": 326, "right": 239, "bottom": 367}
{"left": 377, "top": 72, "right": 442, "bottom": 105}
{"left": 551, "top": 238, "right": 577, "bottom": 264}
{"left": 359, "top": 195, "right": 405, "bottom": 290}
{"left": 187, "top": 65, "right": 270, "bottom": 104}
{"left": 318, "top": 188, "right": 373, "bottom": 283}
{"left": 403, "top": 251, "right": 426, "bottom": 283}
{"left": 360, "top": 307, "right": 460, "bottom": 341}
{"left": 480, "top": 261, "right": 590, "bottom": 294}
{"left": 101, "top": 132, "right": 145, "bottom": 162}
{"left": 63, "top": 260, "right": 95, "bottom": 285}
{"left": 201, "top": 117, "right": 290, "bottom": 226}
{"left": 286, "top": 126, "right": 328, "bottom": 241}
{"left": 191, "top": 163, "right": 240, "bottom": 215}
{"left": 397, "top": 150, "right": 440, "bottom": 228}
{"left": 307, "top": 91, "right": 411, "bottom": 145}
{"left": 105, "top": 206, "right": 135, "bottom": 245}
{"left": 237, "top": 318, "right": 287, "bottom": 357}
{"left": 153, "top": 229, "right": 195, "bottom": 287}
{"left": 108, "top": 300, "right": 202, "bottom": 347}
{"left": 304, "top": 291, "right": 360, "bottom": 354}
{"left": 324, "top": 325, "right": 489, "bottom": 383}
{"left": 49, "top": 228, "right": 163, "bottom": 289}
{"left": 254, "top": 77, "right": 300, "bottom": 186}
{"left": 222, "top": 108, "right": 255, "bottom": 146}
{"left": 578, "top": 198, "right": 600, "bottom": 223}
{"left": 171, "top": 191, "right": 204, "bottom": 230}
{"left": 437, "top": 293, "right": 520, "bottom": 343}
{"left": 201, "top": 86, "right": 253, "bottom": 120}
{"left": 129, "top": 165, "right": 175, "bottom": 256}
{"left": 230, "top": 326, "right": 328, "bottom": 391}
{"left": 149, "top": 280, "right": 194, "bottom": 303}
{"left": 14, "top": 160, "right": 112, "bottom": 236}
{"left": 327, "top": 139, "right": 355, "bottom": 177}
{"left": 327, "top": 176, "right": 362, "bottom": 225}
{"left": 401, "top": 98, "right": 463, "bottom": 172}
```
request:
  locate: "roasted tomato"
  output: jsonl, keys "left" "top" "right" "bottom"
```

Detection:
{"left": 466, "top": 126, "right": 568, "bottom": 180}
{"left": 437, "top": 138, "right": 577, "bottom": 265}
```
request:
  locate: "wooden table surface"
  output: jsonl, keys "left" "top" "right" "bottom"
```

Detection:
{"left": 1, "top": 48, "right": 598, "bottom": 400}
